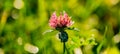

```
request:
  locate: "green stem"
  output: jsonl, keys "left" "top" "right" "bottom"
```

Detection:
{"left": 63, "top": 42, "right": 65, "bottom": 54}
{"left": 97, "top": 26, "right": 107, "bottom": 54}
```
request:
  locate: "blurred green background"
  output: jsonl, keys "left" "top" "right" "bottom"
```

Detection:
{"left": 0, "top": 0, "right": 120, "bottom": 54}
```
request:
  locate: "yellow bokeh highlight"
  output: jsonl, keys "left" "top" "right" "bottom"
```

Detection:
{"left": 13, "top": 0, "right": 24, "bottom": 9}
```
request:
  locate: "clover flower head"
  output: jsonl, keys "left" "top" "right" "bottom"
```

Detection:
{"left": 49, "top": 11, "right": 74, "bottom": 29}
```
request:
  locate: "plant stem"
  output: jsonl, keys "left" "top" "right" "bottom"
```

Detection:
{"left": 63, "top": 42, "right": 65, "bottom": 54}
